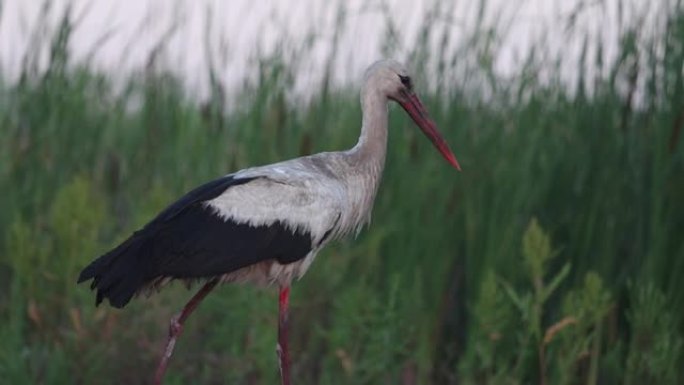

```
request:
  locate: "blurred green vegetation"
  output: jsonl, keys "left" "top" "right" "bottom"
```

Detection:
{"left": 1, "top": 1, "right": 684, "bottom": 384}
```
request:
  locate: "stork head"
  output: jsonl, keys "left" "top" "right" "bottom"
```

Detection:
{"left": 363, "top": 59, "right": 461, "bottom": 171}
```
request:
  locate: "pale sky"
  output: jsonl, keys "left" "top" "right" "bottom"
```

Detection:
{"left": 0, "top": 0, "right": 668, "bottom": 99}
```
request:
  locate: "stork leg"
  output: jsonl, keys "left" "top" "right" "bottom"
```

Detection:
{"left": 277, "top": 285, "right": 291, "bottom": 385}
{"left": 153, "top": 279, "right": 219, "bottom": 385}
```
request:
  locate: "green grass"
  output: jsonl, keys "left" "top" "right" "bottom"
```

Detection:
{"left": 1, "top": 1, "right": 684, "bottom": 384}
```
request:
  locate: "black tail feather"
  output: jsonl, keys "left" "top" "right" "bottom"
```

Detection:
{"left": 78, "top": 236, "right": 147, "bottom": 308}
{"left": 77, "top": 175, "right": 316, "bottom": 309}
{"left": 77, "top": 175, "right": 255, "bottom": 308}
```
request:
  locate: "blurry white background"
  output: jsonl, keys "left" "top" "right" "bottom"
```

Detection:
{"left": 0, "top": 0, "right": 668, "bottom": 98}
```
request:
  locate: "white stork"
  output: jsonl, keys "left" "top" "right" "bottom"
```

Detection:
{"left": 78, "top": 59, "right": 461, "bottom": 385}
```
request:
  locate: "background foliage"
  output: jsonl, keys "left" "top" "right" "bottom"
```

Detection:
{"left": 1, "top": 1, "right": 683, "bottom": 384}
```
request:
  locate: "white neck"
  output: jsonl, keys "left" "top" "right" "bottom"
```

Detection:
{"left": 325, "top": 85, "right": 390, "bottom": 236}
{"left": 347, "top": 87, "right": 389, "bottom": 169}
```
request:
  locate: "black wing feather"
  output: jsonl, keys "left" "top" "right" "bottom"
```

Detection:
{"left": 78, "top": 175, "right": 313, "bottom": 308}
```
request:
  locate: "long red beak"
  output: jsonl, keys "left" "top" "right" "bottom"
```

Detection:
{"left": 396, "top": 91, "right": 461, "bottom": 171}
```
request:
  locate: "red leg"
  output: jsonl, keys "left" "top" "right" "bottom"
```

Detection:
{"left": 277, "top": 285, "right": 291, "bottom": 385}
{"left": 153, "top": 279, "right": 219, "bottom": 385}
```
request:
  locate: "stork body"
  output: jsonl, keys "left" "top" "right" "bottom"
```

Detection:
{"left": 78, "top": 60, "right": 460, "bottom": 385}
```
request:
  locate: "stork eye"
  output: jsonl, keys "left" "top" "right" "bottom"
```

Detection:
{"left": 398, "top": 75, "right": 412, "bottom": 90}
